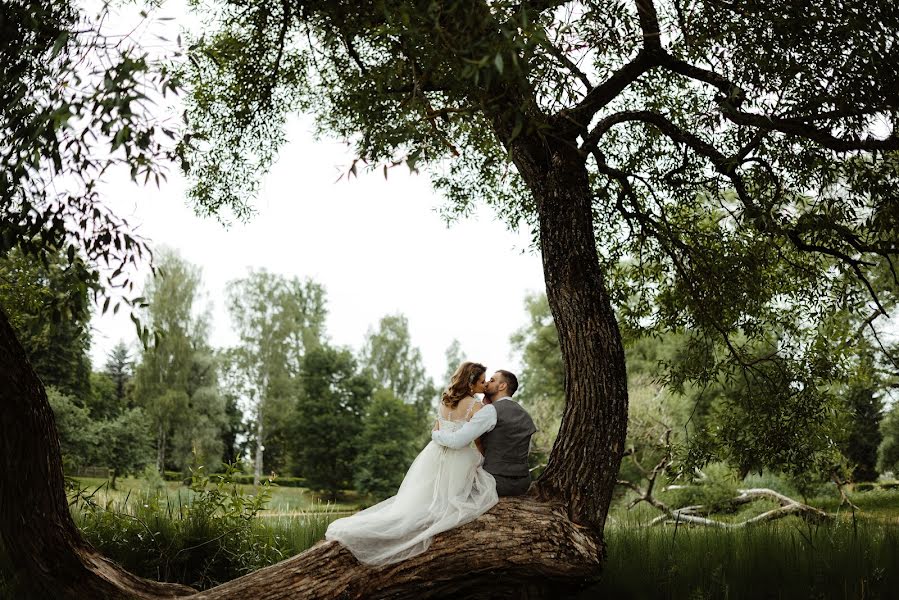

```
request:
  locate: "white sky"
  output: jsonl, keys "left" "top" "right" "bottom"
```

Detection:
{"left": 84, "top": 1, "right": 547, "bottom": 384}
{"left": 90, "top": 114, "right": 546, "bottom": 383}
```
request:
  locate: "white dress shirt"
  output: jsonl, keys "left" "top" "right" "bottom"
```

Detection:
{"left": 431, "top": 399, "right": 511, "bottom": 449}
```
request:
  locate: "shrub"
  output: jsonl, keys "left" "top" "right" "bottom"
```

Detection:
{"left": 71, "top": 463, "right": 283, "bottom": 589}
{"left": 663, "top": 462, "right": 740, "bottom": 512}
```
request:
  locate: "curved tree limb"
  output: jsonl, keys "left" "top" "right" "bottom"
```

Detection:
{"left": 189, "top": 497, "right": 602, "bottom": 600}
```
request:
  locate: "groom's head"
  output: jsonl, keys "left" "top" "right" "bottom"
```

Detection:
{"left": 485, "top": 370, "right": 518, "bottom": 402}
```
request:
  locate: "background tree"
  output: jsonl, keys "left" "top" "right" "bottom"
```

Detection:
{"left": 46, "top": 387, "right": 98, "bottom": 474}
{"left": 878, "top": 402, "right": 899, "bottom": 476}
{"left": 86, "top": 342, "right": 134, "bottom": 421}
{"left": 105, "top": 342, "right": 134, "bottom": 406}
{"left": 442, "top": 338, "right": 466, "bottom": 386}
{"left": 361, "top": 314, "right": 429, "bottom": 401}
{"left": 219, "top": 388, "right": 247, "bottom": 466}
{"left": 290, "top": 345, "right": 374, "bottom": 498}
{"left": 226, "top": 269, "right": 326, "bottom": 483}
{"left": 170, "top": 343, "right": 225, "bottom": 473}
{"left": 510, "top": 293, "right": 566, "bottom": 468}
{"left": 359, "top": 313, "right": 439, "bottom": 451}
{"left": 93, "top": 407, "right": 155, "bottom": 489}
{"left": 353, "top": 389, "right": 423, "bottom": 501}
{"left": 838, "top": 353, "right": 884, "bottom": 482}
{"left": 132, "top": 249, "right": 224, "bottom": 473}
{"left": 0, "top": 248, "right": 94, "bottom": 399}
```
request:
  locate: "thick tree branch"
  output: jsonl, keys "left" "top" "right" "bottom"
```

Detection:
{"left": 634, "top": 0, "right": 662, "bottom": 51}
{"left": 189, "top": 497, "right": 602, "bottom": 599}
{"left": 658, "top": 54, "right": 899, "bottom": 151}
{"left": 558, "top": 50, "right": 660, "bottom": 134}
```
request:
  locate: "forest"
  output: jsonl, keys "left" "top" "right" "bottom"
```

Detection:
{"left": 2, "top": 0, "right": 899, "bottom": 598}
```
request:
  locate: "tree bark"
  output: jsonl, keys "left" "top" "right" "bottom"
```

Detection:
{"left": 0, "top": 306, "right": 195, "bottom": 600}
{"left": 190, "top": 496, "right": 601, "bottom": 600}
{"left": 506, "top": 134, "right": 629, "bottom": 532}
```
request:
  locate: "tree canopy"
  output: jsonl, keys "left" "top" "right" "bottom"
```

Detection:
{"left": 184, "top": 0, "right": 899, "bottom": 489}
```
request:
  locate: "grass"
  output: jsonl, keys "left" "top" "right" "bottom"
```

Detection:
{"left": 590, "top": 481, "right": 899, "bottom": 599}
{"left": 591, "top": 516, "right": 899, "bottom": 599}
{"left": 3, "top": 477, "right": 898, "bottom": 598}
{"left": 70, "top": 476, "right": 360, "bottom": 515}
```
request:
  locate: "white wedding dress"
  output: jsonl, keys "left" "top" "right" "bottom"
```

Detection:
{"left": 325, "top": 399, "right": 498, "bottom": 565}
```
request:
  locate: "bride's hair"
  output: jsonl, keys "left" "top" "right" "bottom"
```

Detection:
{"left": 442, "top": 361, "right": 486, "bottom": 409}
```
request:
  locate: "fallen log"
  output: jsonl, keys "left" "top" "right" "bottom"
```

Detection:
{"left": 190, "top": 496, "right": 603, "bottom": 600}
{"left": 639, "top": 488, "right": 832, "bottom": 528}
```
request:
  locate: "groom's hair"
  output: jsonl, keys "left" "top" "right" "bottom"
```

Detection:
{"left": 497, "top": 370, "right": 518, "bottom": 396}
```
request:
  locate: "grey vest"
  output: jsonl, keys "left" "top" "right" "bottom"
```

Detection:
{"left": 481, "top": 399, "right": 537, "bottom": 477}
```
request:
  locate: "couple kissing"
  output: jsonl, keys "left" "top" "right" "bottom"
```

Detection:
{"left": 326, "top": 362, "right": 537, "bottom": 565}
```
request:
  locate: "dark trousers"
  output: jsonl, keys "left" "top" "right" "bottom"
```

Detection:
{"left": 492, "top": 473, "right": 531, "bottom": 496}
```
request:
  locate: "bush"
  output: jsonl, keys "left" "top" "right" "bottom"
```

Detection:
{"left": 162, "top": 470, "right": 188, "bottom": 482}
{"left": 71, "top": 463, "right": 280, "bottom": 589}
{"left": 663, "top": 462, "right": 740, "bottom": 512}
{"left": 228, "top": 474, "right": 306, "bottom": 488}
{"left": 160, "top": 470, "right": 307, "bottom": 488}
{"left": 854, "top": 482, "right": 876, "bottom": 492}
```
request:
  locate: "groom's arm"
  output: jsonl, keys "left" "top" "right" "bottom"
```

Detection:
{"left": 431, "top": 404, "right": 497, "bottom": 449}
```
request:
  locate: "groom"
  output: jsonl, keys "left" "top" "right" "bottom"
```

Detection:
{"left": 432, "top": 370, "right": 537, "bottom": 496}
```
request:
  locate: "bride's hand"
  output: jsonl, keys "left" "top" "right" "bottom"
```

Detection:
{"left": 433, "top": 419, "right": 440, "bottom": 431}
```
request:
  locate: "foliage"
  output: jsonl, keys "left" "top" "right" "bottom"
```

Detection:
{"left": 353, "top": 389, "right": 423, "bottom": 501}
{"left": 183, "top": 0, "right": 899, "bottom": 498}
{"left": 132, "top": 248, "right": 225, "bottom": 473}
{"left": 878, "top": 402, "right": 899, "bottom": 475}
{"left": 225, "top": 269, "right": 327, "bottom": 478}
{"left": 0, "top": 0, "right": 180, "bottom": 322}
{"left": 0, "top": 248, "right": 94, "bottom": 398}
{"left": 94, "top": 407, "right": 155, "bottom": 489}
{"left": 290, "top": 345, "right": 374, "bottom": 498}
{"left": 46, "top": 387, "right": 98, "bottom": 473}
{"left": 69, "top": 464, "right": 283, "bottom": 589}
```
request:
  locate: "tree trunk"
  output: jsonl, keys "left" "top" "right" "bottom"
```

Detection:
{"left": 254, "top": 402, "right": 264, "bottom": 486}
{"left": 157, "top": 423, "right": 167, "bottom": 474}
{"left": 508, "top": 135, "right": 629, "bottom": 532}
{"left": 0, "top": 306, "right": 196, "bottom": 599}
{"left": 190, "top": 496, "right": 600, "bottom": 600}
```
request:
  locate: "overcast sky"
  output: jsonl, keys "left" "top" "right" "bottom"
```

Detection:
{"left": 90, "top": 113, "right": 547, "bottom": 384}
{"left": 82, "top": 0, "right": 549, "bottom": 385}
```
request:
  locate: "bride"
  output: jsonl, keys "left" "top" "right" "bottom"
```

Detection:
{"left": 325, "top": 361, "right": 499, "bottom": 565}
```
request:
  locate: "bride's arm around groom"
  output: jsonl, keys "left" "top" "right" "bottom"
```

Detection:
{"left": 431, "top": 403, "right": 497, "bottom": 449}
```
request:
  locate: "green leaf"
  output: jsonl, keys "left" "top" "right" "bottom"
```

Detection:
{"left": 494, "top": 53, "right": 504, "bottom": 74}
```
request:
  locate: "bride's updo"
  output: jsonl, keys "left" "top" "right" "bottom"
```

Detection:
{"left": 442, "top": 361, "right": 486, "bottom": 410}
